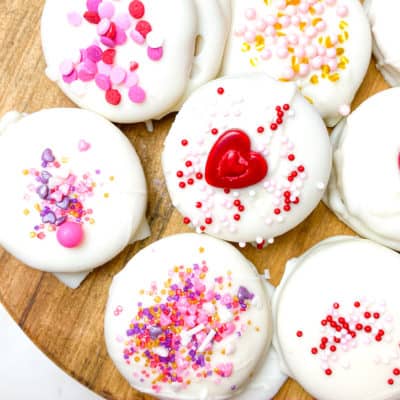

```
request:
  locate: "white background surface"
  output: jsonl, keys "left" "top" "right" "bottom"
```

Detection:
{"left": 0, "top": 303, "right": 104, "bottom": 400}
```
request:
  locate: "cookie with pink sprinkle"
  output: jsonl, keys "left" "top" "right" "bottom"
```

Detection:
{"left": 162, "top": 74, "right": 332, "bottom": 247}
{"left": 273, "top": 236, "right": 400, "bottom": 400}
{"left": 0, "top": 108, "right": 148, "bottom": 288}
{"left": 220, "top": 0, "right": 371, "bottom": 127}
{"left": 105, "top": 233, "right": 287, "bottom": 399}
{"left": 41, "top": 0, "right": 230, "bottom": 123}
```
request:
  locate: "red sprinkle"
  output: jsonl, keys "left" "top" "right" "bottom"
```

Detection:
{"left": 205, "top": 218, "right": 212, "bottom": 225}
{"left": 257, "top": 126, "right": 265, "bottom": 133}
{"left": 129, "top": 0, "right": 145, "bottom": 19}
{"left": 311, "top": 347, "right": 318, "bottom": 355}
{"left": 325, "top": 369, "right": 332, "bottom": 376}
{"left": 105, "top": 89, "right": 121, "bottom": 105}
{"left": 233, "top": 214, "right": 241, "bottom": 221}
{"left": 394, "top": 369, "right": 400, "bottom": 376}
{"left": 102, "top": 49, "right": 116, "bottom": 65}
{"left": 176, "top": 171, "right": 183, "bottom": 178}
{"left": 183, "top": 217, "right": 191, "bottom": 224}
{"left": 217, "top": 87, "right": 224, "bottom": 95}
{"left": 283, "top": 104, "right": 290, "bottom": 111}
{"left": 105, "top": 22, "right": 117, "bottom": 40}
{"left": 354, "top": 301, "right": 361, "bottom": 308}
{"left": 296, "top": 330, "right": 303, "bottom": 337}
{"left": 83, "top": 11, "right": 100, "bottom": 24}
{"left": 270, "top": 123, "right": 278, "bottom": 131}
{"left": 181, "top": 139, "right": 188, "bottom": 146}
{"left": 388, "top": 379, "right": 394, "bottom": 385}
{"left": 211, "top": 128, "right": 218, "bottom": 135}
{"left": 196, "top": 173, "right": 203, "bottom": 180}
{"left": 136, "top": 20, "right": 152, "bottom": 38}
{"left": 179, "top": 182, "right": 186, "bottom": 188}
{"left": 288, "top": 154, "right": 295, "bottom": 161}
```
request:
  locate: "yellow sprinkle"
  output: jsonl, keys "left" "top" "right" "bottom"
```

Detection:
{"left": 339, "top": 20, "right": 348, "bottom": 30}
{"left": 154, "top": 296, "right": 162, "bottom": 304}
{"left": 255, "top": 35, "right": 265, "bottom": 52}
{"left": 293, "top": 64, "right": 300, "bottom": 73}
{"left": 336, "top": 48, "right": 344, "bottom": 56}
{"left": 304, "top": 95, "right": 314, "bottom": 104}
{"left": 250, "top": 57, "right": 258, "bottom": 67}
{"left": 22, "top": 169, "right": 29, "bottom": 175}
{"left": 338, "top": 62, "right": 346, "bottom": 70}
{"left": 276, "top": 31, "right": 286, "bottom": 37}
{"left": 34, "top": 203, "right": 41, "bottom": 212}
{"left": 318, "top": 36, "right": 323, "bottom": 45}
{"left": 264, "top": 0, "right": 270, "bottom": 4}
{"left": 321, "top": 65, "right": 330, "bottom": 78}
{"left": 291, "top": 56, "right": 296, "bottom": 67}
{"left": 89, "top": 218, "right": 95, "bottom": 224}
{"left": 312, "top": 18, "right": 322, "bottom": 26}
{"left": 23, "top": 209, "right": 30, "bottom": 216}
{"left": 109, "top": 176, "right": 115, "bottom": 181}
{"left": 325, "top": 37, "right": 333, "bottom": 48}
{"left": 255, "top": 327, "right": 260, "bottom": 332}
{"left": 341, "top": 56, "right": 349, "bottom": 65}
{"left": 299, "top": 21, "right": 307, "bottom": 31}
{"left": 288, "top": 47, "right": 294, "bottom": 53}
{"left": 344, "top": 31, "right": 349, "bottom": 40}
{"left": 221, "top": 349, "right": 226, "bottom": 355}
{"left": 103, "top": 193, "right": 109, "bottom": 198}
{"left": 199, "top": 247, "right": 205, "bottom": 253}
{"left": 61, "top": 157, "right": 69, "bottom": 164}
{"left": 309, "top": 6, "right": 315, "bottom": 15}
{"left": 29, "top": 232, "right": 36, "bottom": 238}
{"left": 274, "top": 23, "right": 282, "bottom": 30}
{"left": 92, "top": 182, "right": 96, "bottom": 188}
{"left": 186, "top": 268, "right": 192, "bottom": 273}
{"left": 338, "top": 34, "right": 345, "bottom": 44}
{"left": 310, "top": 75, "right": 319, "bottom": 84}
{"left": 247, "top": 320, "right": 252, "bottom": 325}
{"left": 134, "top": 356, "right": 140, "bottom": 363}
{"left": 278, "top": 78, "right": 289, "bottom": 82}
{"left": 329, "top": 73, "right": 340, "bottom": 82}
{"left": 241, "top": 42, "right": 250, "bottom": 52}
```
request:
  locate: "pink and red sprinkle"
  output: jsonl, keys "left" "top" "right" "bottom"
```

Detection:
{"left": 121, "top": 263, "right": 257, "bottom": 388}
{"left": 62, "top": 0, "right": 163, "bottom": 106}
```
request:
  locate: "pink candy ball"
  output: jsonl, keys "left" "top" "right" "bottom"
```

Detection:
{"left": 57, "top": 222, "right": 84, "bottom": 248}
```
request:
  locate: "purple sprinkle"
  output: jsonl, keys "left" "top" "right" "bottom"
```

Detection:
{"left": 40, "top": 170, "right": 52, "bottom": 183}
{"left": 149, "top": 326, "right": 163, "bottom": 340}
{"left": 36, "top": 184, "right": 49, "bottom": 199}
{"left": 41, "top": 148, "right": 55, "bottom": 163}
{"left": 238, "top": 286, "right": 254, "bottom": 302}
{"left": 42, "top": 211, "right": 56, "bottom": 225}
{"left": 56, "top": 217, "right": 67, "bottom": 226}
{"left": 56, "top": 197, "right": 70, "bottom": 210}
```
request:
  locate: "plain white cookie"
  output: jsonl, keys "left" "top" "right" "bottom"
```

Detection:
{"left": 324, "top": 88, "right": 400, "bottom": 251}
{"left": 365, "top": 0, "right": 400, "bottom": 87}
{"left": 221, "top": 0, "right": 371, "bottom": 127}
{"left": 105, "top": 233, "right": 280, "bottom": 400}
{"left": 273, "top": 236, "right": 400, "bottom": 400}
{"left": 162, "top": 74, "right": 332, "bottom": 246}
{"left": 0, "top": 108, "right": 148, "bottom": 281}
{"left": 41, "top": 0, "right": 197, "bottom": 123}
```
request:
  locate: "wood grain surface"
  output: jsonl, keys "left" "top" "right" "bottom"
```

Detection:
{"left": 0, "top": 0, "right": 388, "bottom": 399}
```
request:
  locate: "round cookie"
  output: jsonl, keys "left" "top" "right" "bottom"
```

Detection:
{"left": 41, "top": 0, "right": 199, "bottom": 123}
{"left": 324, "top": 88, "right": 400, "bottom": 251}
{"left": 273, "top": 236, "right": 400, "bottom": 400}
{"left": 365, "top": 0, "right": 400, "bottom": 87}
{"left": 105, "top": 233, "right": 279, "bottom": 399}
{"left": 0, "top": 108, "right": 148, "bottom": 281}
{"left": 162, "top": 74, "right": 332, "bottom": 246}
{"left": 220, "top": 0, "right": 372, "bottom": 127}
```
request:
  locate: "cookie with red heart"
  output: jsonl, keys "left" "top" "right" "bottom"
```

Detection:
{"left": 162, "top": 74, "right": 332, "bottom": 246}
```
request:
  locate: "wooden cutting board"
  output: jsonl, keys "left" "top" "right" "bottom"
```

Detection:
{"left": 0, "top": 0, "right": 388, "bottom": 399}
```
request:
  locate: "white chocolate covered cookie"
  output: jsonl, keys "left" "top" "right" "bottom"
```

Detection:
{"left": 105, "top": 233, "right": 285, "bottom": 400}
{"left": 325, "top": 88, "right": 400, "bottom": 251}
{"left": 41, "top": 0, "right": 230, "bottom": 124}
{"left": 0, "top": 108, "right": 148, "bottom": 287}
{"left": 221, "top": 0, "right": 372, "bottom": 127}
{"left": 162, "top": 74, "right": 332, "bottom": 246}
{"left": 273, "top": 236, "right": 400, "bottom": 400}
{"left": 365, "top": 0, "right": 400, "bottom": 87}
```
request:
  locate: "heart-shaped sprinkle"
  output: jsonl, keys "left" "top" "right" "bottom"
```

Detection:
{"left": 40, "top": 171, "right": 52, "bottom": 184}
{"left": 41, "top": 148, "right": 55, "bottom": 163}
{"left": 237, "top": 286, "right": 254, "bottom": 303}
{"left": 42, "top": 211, "right": 56, "bottom": 225}
{"left": 56, "top": 197, "right": 70, "bottom": 210}
{"left": 36, "top": 184, "right": 49, "bottom": 199}
{"left": 56, "top": 216, "right": 67, "bottom": 226}
{"left": 205, "top": 130, "right": 268, "bottom": 189}
{"left": 78, "top": 139, "right": 91, "bottom": 152}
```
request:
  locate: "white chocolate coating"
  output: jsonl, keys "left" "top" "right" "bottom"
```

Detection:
{"left": 365, "top": 0, "right": 400, "bottom": 87}
{"left": 0, "top": 108, "right": 147, "bottom": 274}
{"left": 41, "top": 0, "right": 198, "bottom": 123}
{"left": 162, "top": 74, "right": 332, "bottom": 245}
{"left": 324, "top": 88, "right": 400, "bottom": 251}
{"left": 231, "top": 281, "right": 287, "bottom": 400}
{"left": 171, "top": 0, "right": 231, "bottom": 112}
{"left": 104, "top": 233, "right": 272, "bottom": 400}
{"left": 221, "top": 0, "right": 372, "bottom": 127}
{"left": 273, "top": 236, "right": 400, "bottom": 400}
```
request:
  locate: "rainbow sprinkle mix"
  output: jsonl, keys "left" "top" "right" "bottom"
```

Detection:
{"left": 22, "top": 142, "right": 113, "bottom": 241}
{"left": 121, "top": 260, "right": 258, "bottom": 392}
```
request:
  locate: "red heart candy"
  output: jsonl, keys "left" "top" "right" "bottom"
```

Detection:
{"left": 205, "top": 129, "right": 268, "bottom": 189}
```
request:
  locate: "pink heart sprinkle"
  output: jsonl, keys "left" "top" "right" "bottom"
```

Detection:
{"left": 95, "top": 74, "right": 111, "bottom": 91}
{"left": 147, "top": 46, "right": 163, "bottom": 61}
{"left": 110, "top": 66, "right": 127, "bottom": 85}
{"left": 59, "top": 60, "right": 74, "bottom": 76}
{"left": 78, "top": 139, "right": 91, "bottom": 152}
{"left": 129, "top": 85, "right": 146, "bottom": 103}
{"left": 125, "top": 71, "right": 139, "bottom": 88}
{"left": 115, "top": 28, "right": 128, "bottom": 46}
{"left": 115, "top": 13, "right": 131, "bottom": 30}
{"left": 86, "top": 0, "right": 101, "bottom": 12}
{"left": 97, "top": 19, "right": 111, "bottom": 35}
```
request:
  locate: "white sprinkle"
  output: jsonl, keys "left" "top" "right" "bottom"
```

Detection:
{"left": 265, "top": 218, "right": 273, "bottom": 225}
{"left": 249, "top": 190, "right": 256, "bottom": 197}
{"left": 256, "top": 236, "right": 264, "bottom": 244}
{"left": 277, "top": 215, "right": 284, "bottom": 223}
{"left": 219, "top": 308, "right": 233, "bottom": 323}
{"left": 317, "top": 182, "right": 325, "bottom": 190}
{"left": 264, "top": 269, "right": 271, "bottom": 280}
{"left": 338, "top": 104, "right": 350, "bottom": 116}
{"left": 198, "top": 330, "right": 216, "bottom": 353}
{"left": 145, "top": 120, "right": 154, "bottom": 132}
{"left": 233, "top": 191, "right": 240, "bottom": 197}
{"left": 268, "top": 238, "right": 275, "bottom": 244}
{"left": 225, "top": 342, "right": 236, "bottom": 355}
{"left": 153, "top": 346, "right": 169, "bottom": 357}
{"left": 239, "top": 242, "right": 246, "bottom": 248}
